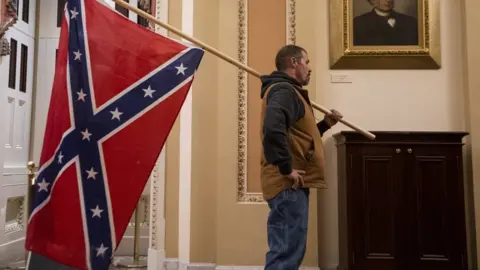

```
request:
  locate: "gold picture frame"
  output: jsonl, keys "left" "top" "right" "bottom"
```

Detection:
{"left": 329, "top": 0, "right": 440, "bottom": 69}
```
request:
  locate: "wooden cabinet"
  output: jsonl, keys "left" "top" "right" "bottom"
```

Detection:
{"left": 332, "top": 131, "right": 469, "bottom": 270}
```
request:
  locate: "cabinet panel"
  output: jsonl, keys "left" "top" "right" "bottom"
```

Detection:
{"left": 351, "top": 146, "right": 405, "bottom": 270}
{"left": 333, "top": 131, "right": 469, "bottom": 270}
{"left": 407, "top": 146, "right": 465, "bottom": 270}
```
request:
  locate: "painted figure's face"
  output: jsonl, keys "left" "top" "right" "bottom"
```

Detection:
{"left": 370, "top": 0, "right": 394, "bottom": 12}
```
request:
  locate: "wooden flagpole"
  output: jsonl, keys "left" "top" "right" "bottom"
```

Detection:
{"left": 112, "top": 0, "right": 376, "bottom": 140}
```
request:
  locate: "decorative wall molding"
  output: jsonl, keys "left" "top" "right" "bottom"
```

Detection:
{"left": 154, "top": 0, "right": 168, "bottom": 35}
{"left": 149, "top": 0, "right": 162, "bottom": 250}
{"left": 287, "top": 0, "right": 296, "bottom": 45}
{"left": 139, "top": 0, "right": 155, "bottom": 30}
{"left": 148, "top": 0, "right": 167, "bottom": 254}
{"left": 4, "top": 196, "right": 24, "bottom": 234}
{"left": 138, "top": 0, "right": 151, "bottom": 11}
{"left": 236, "top": 0, "right": 296, "bottom": 203}
{"left": 149, "top": 156, "right": 161, "bottom": 249}
{"left": 0, "top": 0, "right": 18, "bottom": 56}
{"left": 0, "top": 37, "right": 9, "bottom": 56}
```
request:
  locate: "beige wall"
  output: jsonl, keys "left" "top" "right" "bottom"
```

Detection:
{"left": 163, "top": 0, "right": 480, "bottom": 268}
{"left": 189, "top": 0, "right": 219, "bottom": 263}
{"left": 463, "top": 0, "right": 480, "bottom": 268}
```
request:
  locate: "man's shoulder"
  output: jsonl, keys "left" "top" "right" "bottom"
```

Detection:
{"left": 266, "top": 82, "right": 298, "bottom": 97}
{"left": 265, "top": 82, "right": 304, "bottom": 110}
{"left": 268, "top": 81, "right": 296, "bottom": 91}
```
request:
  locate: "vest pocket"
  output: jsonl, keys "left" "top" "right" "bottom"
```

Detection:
{"left": 304, "top": 140, "right": 315, "bottom": 161}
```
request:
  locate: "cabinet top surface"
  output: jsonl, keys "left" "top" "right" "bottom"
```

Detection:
{"left": 333, "top": 130, "right": 469, "bottom": 145}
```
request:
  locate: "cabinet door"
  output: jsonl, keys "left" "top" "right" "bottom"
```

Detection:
{"left": 405, "top": 145, "right": 467, "bottom": 270}
{"left": 350, "top": 145, "right": 406, "bottom": 270}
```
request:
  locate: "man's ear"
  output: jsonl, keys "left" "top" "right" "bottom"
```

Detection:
{"left": 290, "top": 57, "right": 297, "bottom": 66}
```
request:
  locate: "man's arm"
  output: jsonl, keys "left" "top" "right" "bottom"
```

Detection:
{"left": 262, "top": 84, "right": 304, "bottom": 175}
{"left": 317, "top": 120, "right": 331, "bottom": 137}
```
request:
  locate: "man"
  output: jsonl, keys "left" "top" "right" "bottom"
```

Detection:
{"left": 353, "top": 0, "right": 418, "bottom": 46}
{"left": 260, "top": 45, "right": 342, "bottom": 269}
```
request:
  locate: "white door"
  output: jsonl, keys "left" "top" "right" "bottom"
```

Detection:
{"left": 0, "top": 0, "right": 36, "bottom": 265}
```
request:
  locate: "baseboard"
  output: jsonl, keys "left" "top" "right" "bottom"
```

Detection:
{"left": 215, "top": 267, "right": 320, "bottom": 270}
{"left": 319, "top": 265, "right": 338, "bottom": 270}
{"left": 165, "top": 258, "right": 179, "bottom": 270}
{"left": 164, "top": 258, "right": 322, "bottom": 270}
{"left": 147, "top": 248, "right": 166, "bottom": 270}
{"left": 185, "top": 261, "right": 216, "bottom": 270}
{"left": 0, "top": 237, "right": 26, "bottom": 266}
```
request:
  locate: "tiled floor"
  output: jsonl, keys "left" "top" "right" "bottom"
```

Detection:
{"left": 1, "top": 255, "right": 148, "bottom": 270}
{"left": 109, "top": 257, "right": 148, "bottom": 270}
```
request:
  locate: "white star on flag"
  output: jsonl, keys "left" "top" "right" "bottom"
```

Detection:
{"left": 70, "top": 7, "right": 79, "bottom": 19}
{"left": 37, "top": 179, "right": 50, "bottom": 192}
{"left": 90, "top": 205, "right": 104, "bottom": 218}
{"left": 95, "top": 243, "right": 109, "bottom": 257}
{"left": 86, "top": 167, "right": 99, "bottom": 180}
{"left": 175, "top": 63, "right": 187, "bottom": 75}
{"left": 77, "top": 89, "right": 87, "bottom": 102}
{"left": 73, "top": 50, "right": 82, "bottom": 61}
{"left": 81, "top": 129, "right": 92, "bottom": 141}
{"left": 57, "top": 152, "right": 64, "bottom": 164}
{"left": 110, "top": 108, "right": 123, "bottom": 121}
{"left": 142, "top": 85, "right": 155, "bottom": 98}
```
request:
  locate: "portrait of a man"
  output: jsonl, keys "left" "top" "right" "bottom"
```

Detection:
{"left": 353, "top": 0, "right": 419, "bottom": 46}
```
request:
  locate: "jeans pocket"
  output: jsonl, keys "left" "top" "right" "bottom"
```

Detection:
{"left": 282, "top": 188, "right": 298, "bottom": 202}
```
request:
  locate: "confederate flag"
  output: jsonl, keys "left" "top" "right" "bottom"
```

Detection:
{"left": 24, "top": 0, "right": 204, "bottom": 269}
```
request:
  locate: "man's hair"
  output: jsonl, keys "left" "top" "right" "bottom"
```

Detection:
{"left": 275, "top": 45, "right": 306, "bottom": 71}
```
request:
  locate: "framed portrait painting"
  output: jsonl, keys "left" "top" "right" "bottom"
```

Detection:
{"left": 329, "top": 0, "right": 440, "bottom": 69}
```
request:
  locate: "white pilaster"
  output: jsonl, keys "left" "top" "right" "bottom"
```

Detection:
{"left": 147, "top": 1, "right": 169, "bottom": 270}
{"left": 178, "top": 0, "right": 193, "bottom": 267}
{"left": 147, "top": 148, "right": 166, "bottom": 270}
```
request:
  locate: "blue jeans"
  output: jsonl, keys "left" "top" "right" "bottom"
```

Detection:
{"left": 265, "top": 188, "right": 310, "bottom": 270}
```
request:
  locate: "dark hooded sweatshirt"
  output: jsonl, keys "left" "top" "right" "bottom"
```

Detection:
{"left": 260, "top": 71, "right": 330, "bottom": 175}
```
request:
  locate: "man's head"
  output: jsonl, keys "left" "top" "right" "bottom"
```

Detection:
{"left": 368, "top": 0, "right": 394, "bottom": 12}
{"left": 275, "top": 45, "right": 311, "bottom": 86}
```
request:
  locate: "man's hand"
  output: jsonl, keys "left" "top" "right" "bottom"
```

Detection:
{"left": 324, "top": 109, "right": 343, "bottom": 127}
{"left": 286, "top": 169, "right": 306, "bottom": 189}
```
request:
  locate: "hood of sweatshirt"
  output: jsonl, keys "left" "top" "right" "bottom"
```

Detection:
{"left": 260, "top": 71, "right": 302, "bottom": 98}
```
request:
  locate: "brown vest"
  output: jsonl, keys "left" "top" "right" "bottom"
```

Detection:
{"left": 260, "top": 83, "right": 327, "bottom": 200}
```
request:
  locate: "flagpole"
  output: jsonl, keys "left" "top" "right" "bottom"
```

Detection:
{"left": 112, "top": 0, "right": 375, "bottom": 140}
{"left": 26, "top": 161, "right": 35, "bottom": 222}
{"left": 23, "top": 161, "right": 35, "bottom": 268}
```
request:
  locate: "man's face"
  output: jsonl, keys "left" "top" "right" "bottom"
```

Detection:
{"left": 370, "top": 0, "right": 394, "bottom": 12}
{"left": 293, "top": 51, "right": 311, "bottom": 86}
